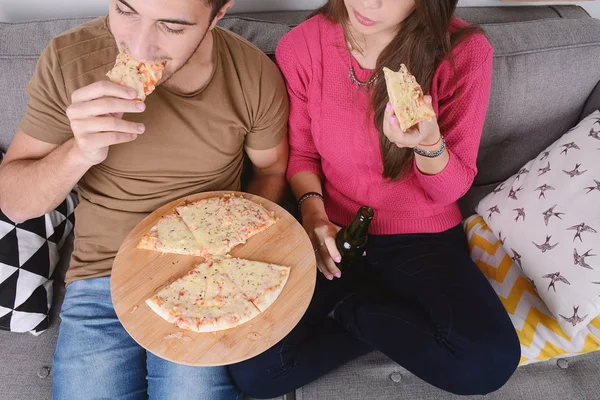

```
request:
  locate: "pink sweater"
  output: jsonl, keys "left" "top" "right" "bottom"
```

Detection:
{"left": 276, "top": 15, "right": 494, "bottom": 234}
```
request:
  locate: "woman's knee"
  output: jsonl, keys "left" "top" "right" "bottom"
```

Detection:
{"left": 446, "top": 331, "right": 521, "bottom": 395}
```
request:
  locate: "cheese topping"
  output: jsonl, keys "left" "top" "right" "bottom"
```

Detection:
{"left": 176, "top": 195, "right": 275, "bottom": 256}
{"left": 156, "top": 215, "right": 203, "bottom": 254}
{"left": 214, "top": 257, "right": 289, "bottom": 303}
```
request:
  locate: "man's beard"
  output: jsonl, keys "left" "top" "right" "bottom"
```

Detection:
{"left": 161, "top": 26, "right": 212, "bottom": 85}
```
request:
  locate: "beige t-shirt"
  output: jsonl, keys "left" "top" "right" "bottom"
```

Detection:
{"left": 19, "top": 17, "right": 289, "bottom": 283}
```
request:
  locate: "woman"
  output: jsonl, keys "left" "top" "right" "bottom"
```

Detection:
{"left": 229, "top": 0, "right": 520, "bottom": 397}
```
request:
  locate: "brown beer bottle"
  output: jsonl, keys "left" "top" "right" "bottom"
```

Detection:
{"left": 335, "top": 206, "right": 374, "bottom": 267}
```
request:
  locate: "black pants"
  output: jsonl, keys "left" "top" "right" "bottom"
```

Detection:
{"left": 229, "top": 225, "right": 520, "bottom": 398}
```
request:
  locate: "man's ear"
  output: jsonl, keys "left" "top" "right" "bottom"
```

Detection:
{"left": 209, "top": 0, "right": 234, "bottom": 30}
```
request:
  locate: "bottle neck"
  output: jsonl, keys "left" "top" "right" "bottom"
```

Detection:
{"left": 345, "top": 207, "right": 373, "bottom": 239}
{"left": 345, "top": 220, "right": 370, "bottom": 240}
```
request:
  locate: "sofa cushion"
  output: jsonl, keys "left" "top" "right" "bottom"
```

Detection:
{"left": 0, "top": 193, "right": 76, "bottom": 334}
{"left": 0, "top": 17, "right": 94, "bottom": 152}
{"left": 458, "top": 17, "right": 600, "bottom": 215}
{"left": 476, "top": 111, "right": 600, "bottom": 336}
{"left": 219, "top": 17, "right": 290, "bottom": 56}
{"left": 464, "top": 215, "right": 600, "bottom": 365}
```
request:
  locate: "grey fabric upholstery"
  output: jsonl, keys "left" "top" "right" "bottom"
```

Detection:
{"left": 473, "top": 18, "right": 600, "bottom": 185}
{"left": 458, "top": 17, "right": 600, "bottom": 213}
{"left": 296, "top": 351, "right": 600, "bottom": 400}
{"left": 1, "top": 6, "right": 599, "bottom": 400}
{"left": 454, "top": 5, "right": 590, "bottom": 24}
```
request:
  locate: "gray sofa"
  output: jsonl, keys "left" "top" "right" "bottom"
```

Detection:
{"left": 1, "top": 5, "right": 600, "bottom": 400}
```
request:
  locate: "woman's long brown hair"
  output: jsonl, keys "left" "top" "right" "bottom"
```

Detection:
{"left": 313, "top": 1, "right": 483, "bottom": 181}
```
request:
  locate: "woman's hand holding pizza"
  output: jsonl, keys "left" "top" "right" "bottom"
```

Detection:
{"left": 383, "top": 95, "right": 441, "bottom": 149}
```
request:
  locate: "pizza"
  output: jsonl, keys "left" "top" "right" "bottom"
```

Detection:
{"left": 383, "top": 64, "right": 435, "bottom": 131}
{"left": 138, "top": 194, "right": 290, "bottom": 333}
{"left": 106, "top": 49, "right": 166, "bottom": 101}
{"left": 212, "top": 256, "right": 291, "bottom": 312}
{"left": 137, "top": 211, "right": 206, "bottom": 257}
{"left": 145, "top": 258, "right": 290, "bottom": 332}
{"left": 138, "top": 194, "right": 277, "bottom": 258}
{"left": 175, "top": 194, "right": 277, "bottom": 257}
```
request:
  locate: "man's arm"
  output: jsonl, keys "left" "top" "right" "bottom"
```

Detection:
{"left": 0, "top": 132, "right": 89, "bottom": 223}
{"left": 244, "top": 136, "right": 289, "bottom": 205}
{"left": 0, "top": 81, "right": 145, "bottom": 223}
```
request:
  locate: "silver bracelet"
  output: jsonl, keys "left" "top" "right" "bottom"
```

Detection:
{"left": 413, "top": 135, "right": 446, "bottom": 158}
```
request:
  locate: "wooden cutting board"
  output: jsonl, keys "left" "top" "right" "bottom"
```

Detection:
{"left": 110, "top": 191, "right": 316, "bottom": 366}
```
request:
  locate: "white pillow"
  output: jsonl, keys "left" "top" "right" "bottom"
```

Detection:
{"left": 476, "top": 110, "right": 600, "bottom": 337}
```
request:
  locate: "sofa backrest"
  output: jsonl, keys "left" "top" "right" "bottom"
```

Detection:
{"left": 1, "top": 6, "right": 599, "bottom": 215}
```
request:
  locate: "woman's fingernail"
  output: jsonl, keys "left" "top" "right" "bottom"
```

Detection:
{"left": 137, "top": 124, "right": 145, "bottom": 133}
{"left": 136, "top": 102, "right": 146, "bottom": 111}
{"left": 362, "top": 251, "right": 367, "bottom": 256}
{"left": 390, "top": 117, "right": 396, "bottom": 125}
{"left": 128, "top": 89, "right": 137, "bottom": 98}
{"left": 327, "top": 274, "right": 333, "bottom": 280}
{"left": 385, "top": 103, "right": 392, "bottom": 113}
{"left": 335, "top": 256, "right": 341, "bottom": 263}
{"left": 335, "top": 272, "right": 341, "bottom": 278}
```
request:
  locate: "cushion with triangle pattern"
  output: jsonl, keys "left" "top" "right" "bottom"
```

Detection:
{"left": 0, "top": 191, "right": 76, "bottom": 335}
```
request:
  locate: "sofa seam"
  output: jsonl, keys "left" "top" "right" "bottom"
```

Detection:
{"left": 0, "top": 16, "right": 96, "bottom": 25}
{"left": 480, "top": 18, "right": 594, "bottom": 28}
{"left": 493, "top": 42, "right": 600, "bottom": 58}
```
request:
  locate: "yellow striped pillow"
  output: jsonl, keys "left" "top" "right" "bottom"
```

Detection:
{"left": 464, "top": 215, "right": 600, "bottom": 365}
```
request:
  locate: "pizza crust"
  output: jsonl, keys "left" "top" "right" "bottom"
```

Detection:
{"left": 145, "top": 297, "right": 178, "bottom": 324}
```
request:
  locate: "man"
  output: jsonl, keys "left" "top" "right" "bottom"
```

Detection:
{"left": 0, "top": 0, "right": 289, "bottom": 398}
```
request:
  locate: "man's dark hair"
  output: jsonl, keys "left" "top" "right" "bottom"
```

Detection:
{"left": 205, "top": 0, "right": 229, "bottom": 21}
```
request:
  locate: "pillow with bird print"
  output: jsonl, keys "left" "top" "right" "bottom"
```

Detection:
{"left": 476, "top": 110, "right": 600, "bottom": 337}
{"left": 464, "top": 215, "right": 600, "bottom": 365}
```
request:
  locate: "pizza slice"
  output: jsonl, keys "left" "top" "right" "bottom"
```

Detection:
{"left": 137, "top": 211, "right": 208, "bottom": 257}
{"left": 106, "top": 49, "right": 166, "bottom": 101}
{"left": 145, "top": 267, "right": 209, "bottom": 327}
{"left": 212, "top": 257, "right": 290, "bottom": 312}
{"left": 176, "top": 194, "right": 277, "bottom": 257}
{"left": 145, "top": 261, "right": 260, "bottom": 332}
{"left": 183, "top": 261, "right": 260, "bottom": 332}
{"left": 383, "top": 64, "right": 435, "bottom": 131}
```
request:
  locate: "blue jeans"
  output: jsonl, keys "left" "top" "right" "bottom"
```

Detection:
{"left": 52, "top": 277, "right": 242, "bottom": 400}
{"left": 230, "top": 225, "right": 520, "bottom": 398}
